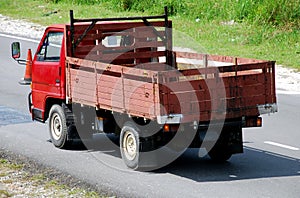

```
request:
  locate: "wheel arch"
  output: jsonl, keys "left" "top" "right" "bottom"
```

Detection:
{"left": 44, "top": 97, "right": 65, "bottom": 122}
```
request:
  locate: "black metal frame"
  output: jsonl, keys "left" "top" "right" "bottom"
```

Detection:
{"left": 69, "top": 6, "right": 173, "bottom": 66}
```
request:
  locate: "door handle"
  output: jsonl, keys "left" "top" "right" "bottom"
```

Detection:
{"left": 58, "top": 66, "right": 61, "bottom": 76}
{"left": 56, "top": 79, "right": 60, "bottom": 83}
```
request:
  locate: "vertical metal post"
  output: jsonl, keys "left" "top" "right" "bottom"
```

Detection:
{"left": 234, "top": 57, "right": 238, "bottom": 76}
{"left": 234, "top": 57, "right": 239, "bottom": 103}
{"left": 271, "top": 61, "right": 276, "bottom": 103}
{"left": 70, "top": 10, "right": 75, "bottom": 57}
{"left": 164, "top": 6, "right": 173, "bottom": 68}
{"left": 203, "top": 54, "right": 208, "bottom": 79}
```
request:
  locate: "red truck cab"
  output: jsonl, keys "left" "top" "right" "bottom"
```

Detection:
{"left": 30, "top": 25, "right": 66, "bottom": 122}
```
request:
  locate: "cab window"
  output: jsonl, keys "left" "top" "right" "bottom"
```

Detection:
{"left": 37, "top": 32, "right": 63, "bottom": 62}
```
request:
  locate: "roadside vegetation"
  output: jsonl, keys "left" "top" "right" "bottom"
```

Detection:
{"left": 0, "top": 0, "right": 299, "bottom": 69}
{"left": 0, "top": 157, "right": 102, "bottom": 197}
{"left": 1, "top": 0, "right": 299, "bottom": 69}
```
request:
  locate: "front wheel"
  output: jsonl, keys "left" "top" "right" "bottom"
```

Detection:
{"left": 49, "top": 104, "right": 70, "bottom": 149}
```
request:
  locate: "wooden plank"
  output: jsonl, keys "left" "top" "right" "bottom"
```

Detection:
{"left": 97, "top": 75, "right": 123, "bottom": 88}
{"left": 124, "top": 78, "right": 153, "bottom": 88}
{"left": 164, "top": 100, "right": 211, "bottom": 115}
{"left": 73, "top": 28, "right": 97, "bottom": 34}
{"left": 67, "top": 57, "right": 160, "bottom": 77}
{"left": 241, "top": 95, "right": 266, "bottom": 106}
{"left": 223, "top": 73, "right": 265, "bottom": 86}
{"left": 161, "top": 73, "right": 266, "bottom": 96}
{"left": 124, "top": 89, "right": 156, "bottom": 101}
{"left": 124, "top": 91, "right": 156, "bottom": 104}
{"left": 71, "top": 81, "right": 96, "bottom": 92}
{"left": 220, "top": 62, "right": 268, "bottom": 73}
{"left": 70, "top": 68, "right": 95, "bottom": 79}
{"left": 162, "top": 80, "right": 205, "bottom": 93}
{"left": 125, "top": 98, "right": 157, "bottom": 109}
{"left": 98, "top": 97, "right": 123, "bottom": 109}
{"left": 72, "top": 92, "right": 96, "bottom": 102}
{"left": 241, "top": 84, "right": 265, "bottom": 96}
{"left": 175, "top": 52, "right": 267, "bottom": 65}
{"left": 167, "top": 90, "right": 210, "bottom": 103}
{"left": 68, "top": 58, "right": 123, "bottom": 74}
{"left": 98, "top": 84, "right": 123, "bottom": 94}
{"left": 162, "top": 68, "right": 218, "bottom": 79}
{"left": 126, "top": 102, "right": 157, "bottom": 116}
{"left": 97, "top": 84, "right": 123, "bottom": 95}
{"left": 72, "top": 88, "right": 96, "bottom": 97}
{"left": 98, "top": 92, "right": 123, "bottom": 102}
{"left": 73, "top": 33, "right": 101, "bottom": 41}
{"left": 66, "top": 57, "right": 165, "bottom": 78}
{"left": 74, "top": 40, "right": 165, "bottom": 55}
{"left": 85, "top": 51, "right": 166, "bottom": 61}
{"left": 75, "top": 45, "right": 99, "bottom": 53}
{"left": 70, "top": 74, "right": 95, "bottom": 84}
{"left": 123, "top": 84, "right": 157, "bottom": 95}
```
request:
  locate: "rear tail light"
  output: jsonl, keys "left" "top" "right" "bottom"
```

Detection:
{"left": 244, "top": 117, "right": 262, "bottom": 127}
{"left": 163, "top": 124, "right": 170, "bottom": 132}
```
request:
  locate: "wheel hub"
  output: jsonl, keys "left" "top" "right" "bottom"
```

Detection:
{"left": 123, "top": 131, "right": 137, "bottom": 161}
{"left": 51, "top": 113, "right": 62, "bottom": 140}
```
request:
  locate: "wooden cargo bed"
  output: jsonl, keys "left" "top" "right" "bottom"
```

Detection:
{"left": 66, "top": 52, "right": 276, "bottom": 123}
{"left": 65, "top": 17, "right": 276, "bottom": 123}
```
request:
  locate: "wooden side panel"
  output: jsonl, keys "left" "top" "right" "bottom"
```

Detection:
{"left": 67, "top": 59, "right": 161, "bottom": 119}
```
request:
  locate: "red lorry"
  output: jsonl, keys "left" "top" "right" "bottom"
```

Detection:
{"left": 12, "top": 8, "right": 277, "bottom": 170}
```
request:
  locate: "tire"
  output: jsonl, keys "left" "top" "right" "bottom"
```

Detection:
{"left": 120, "top": 123, "right": 140, "bottom": 170}
{"left": 49, "top": 104, "right": 70, "bottom": 149}
{"left": 208, "top": 145, "right": 232, "bottom": 162}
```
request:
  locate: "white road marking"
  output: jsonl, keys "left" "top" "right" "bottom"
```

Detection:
{"left": 264, "top": 141, "right": 299, "bottom": 151}
{"left": 0, "top": 33, "right": 40, "bottom": 43}
{"left": 276, "top": 90, "right": 300, "bottom": 95}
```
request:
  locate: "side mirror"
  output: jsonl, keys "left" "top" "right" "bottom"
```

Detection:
{"left": 11, "top": 42, "right": 21, "bottom": 59}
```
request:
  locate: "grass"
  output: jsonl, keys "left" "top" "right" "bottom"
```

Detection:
{"left": 0, "top": 157, "right": 102, "bottom": 197}
{"left": 0, "top": 190, "right": 12, "bottom": 197}
{"left": 0, "top": 0, "right": 299, "bottom": 69}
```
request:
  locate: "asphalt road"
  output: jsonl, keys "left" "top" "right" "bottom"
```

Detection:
{"left": 0, "top": 34, "right": 299, "bottom": 198}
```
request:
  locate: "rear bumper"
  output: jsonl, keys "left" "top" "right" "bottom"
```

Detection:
{"left": 157, "top": 114, "right": 183, "bottom": 124}
{"left": 156, "top": 103, "right": 277, "bottom": 125}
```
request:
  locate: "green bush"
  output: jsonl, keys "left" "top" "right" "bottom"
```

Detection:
{"left": 46, "top": 0, "right": 101, "bottom": 5}
{"left": 44, "top": 0, "right": 300, "bottom": 27}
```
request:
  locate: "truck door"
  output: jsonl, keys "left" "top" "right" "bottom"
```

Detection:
{"left": 31, "top": 30, "right": 64, "bottom": 118}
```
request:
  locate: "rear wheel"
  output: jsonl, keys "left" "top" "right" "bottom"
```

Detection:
{"left": 208, "top": 145, "right": 232, "bottom": 162}
{"left": 49, "top": 105, "right": 71, "bottom": 149}
{"left": 208, "top": 130, "right": 233, "bottom": 162}
{"left": 120, "top": 123, "right": 140, "bottom": 169}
